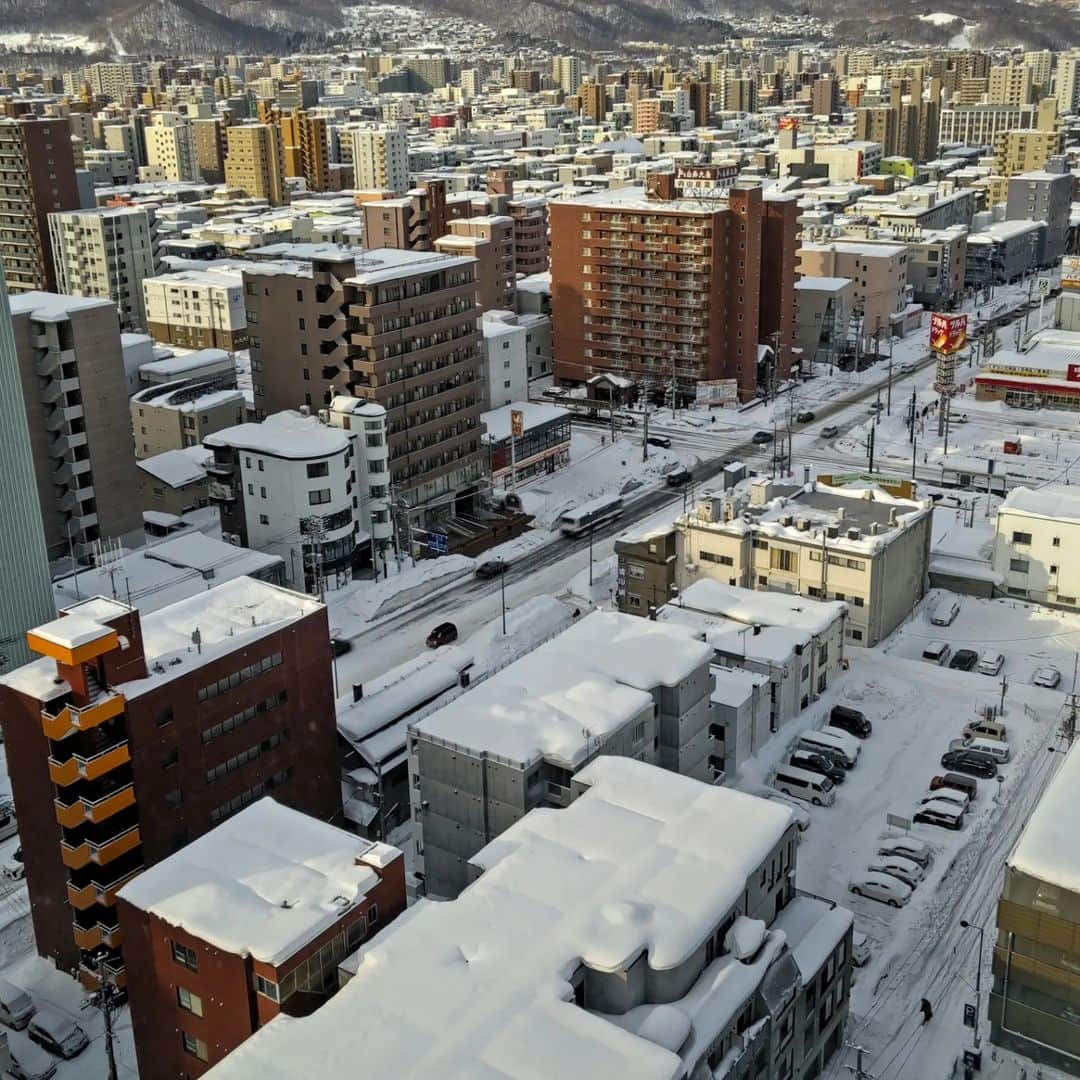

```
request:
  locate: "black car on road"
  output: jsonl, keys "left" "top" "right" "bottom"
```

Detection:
{"left": 940, "top": 749, "right": 998, "bottom": 779}
{"left": 475, "top": 559, "right": 507, "bottom": 579}
{"left": 426, "top": 622, "right": 459, "bottom": 648}
{"left": 949, "top": 649, "right": 979, "bottom": 671}
{"left": 752, "top": 430, "right": 774, "bottom": 445}
{"left": 796, "top": 411, "right": 816, "bottom": 423}
{"left": 647, "top": 435, "right": 672, "bottom": 448}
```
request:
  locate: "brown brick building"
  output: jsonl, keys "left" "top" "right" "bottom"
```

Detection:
{"left": 243, "top": 249, "right": 487, "bottom": 518}
{"left": 0, "top": 578, "right": 341, "bottom": 984}
{"left": 0, "top": 117, "right": 81, "bottom": 292}
{"left": 117, "top": 798, "right": 406, "bottom": 1077}
{"left": 550, "top": 178, "right": 797, "bottom": 401}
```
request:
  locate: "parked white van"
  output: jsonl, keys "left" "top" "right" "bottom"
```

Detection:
{"left": 922, "top": 641, "right": 951, "bottom": 665}
{"left": 955, "top": 735, "right": 1011, "bottom": 763}
{"left": 0, "top": 978, "right": 35, "bottom": 1030}
{"left": 798, "top": 726, "right": 861, "bottom": 766}
{"left": 774, "top": 764, "right": 837, "bottom": 807}
{"left": 930, "top": 596, "right": 961, "bottom": 626}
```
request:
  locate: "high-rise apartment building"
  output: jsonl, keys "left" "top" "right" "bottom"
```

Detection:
{"left": 992, "top": 128, "right": 1065, "bottom": 177}
{"left": 87, "top": 62, "right": 144, "bottom": 101}
{"left": 0, "top": 264, "right": 54, "bottom": 677}
{"left": 0, "top": 118, "right": 81, "bottom": 292}
{"left": 191, "top": 117, "right": 226, "bottom": 185}
{"left": 143, "top": 267, "right": 248, "bottom": 351}
{"left": 360, "top": 179, "right": 450, "bottom": 251}
{"left": 350, "top": 125, "right": 408, "bottom": 194}
{"left": 551, "top": 178, "right": 796, "bottom": 400}
{"left": 1057, "top": 52, "right": 1080, "bottom": 115}
{"left": 508, "top": 195, "right": 549, "bottom": 276}
{"left": 989, "top": 62, "right": 1034, "bottom": 106}
{"left": 243, "top": 250, "right": 486, "bottom": 520}
{"left": 441, "top": 215, "right": 516, "bottom": 311}
{"left": 552, "top": 55, "right": 581, "bottom": 93}
{"left": 811, "top": 75, "right": 841, "bottom": 117}
{"left": 279, "top": 109, "right": 330, "bottom": 191}
{"left": 940, "top": 99, "right": 1058, "bottom": 144}
{"left": 145, "top": 111, "right": 201, "bottom": 182}
{"left": 579, "top": 81, "right": 606, "bottom": 123}
{"left": 0, "top": 577, "right": 341, "bottom": 981}
{"left": 9, "top": 293, "right": 143, "bottom": 561}
{"left": 224, "top": 123, "right": 287, "bottom": 206}
{"left": 48, "top": 205, "right": 161, "bottom": 330}
{"left": 1023, "top": 50, "right": 1053, "bottom": 95}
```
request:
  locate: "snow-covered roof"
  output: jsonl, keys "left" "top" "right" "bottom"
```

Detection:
{"left": 29, "top": 614, "right": 114, "bottom": 651}
{"left": 138, "top": 347, "right": 233, "bottom": 380}
{"left": 199, "top": 757, "right": 796, "bottom": 1080}
{"left": 136, "top": 446, "right": 212, "bottom": 489}
{"left": 794, "top": 276, "right": 851, "bottom": 291}
{"left": 338, "top": 660, "right": 464, "bottom": 745}
{"left": 412, "top": 612, "right": 713, "bottom": 769}
{"left": 676, "top": 579, "right": 847, "bottom": 636}
{"left": 771, "top": 897, "right": 852, "bottom": 985}
{"left": 118, "top": 798, "right": 398, "bottom": 965}
{"left": 347, "top": 246, "right": 476, "bottom": 286}
{"left": 481, "top": 401, "right": 569, "bottom": 441}
{"left": 999, "top": 484, "right": 1080, "bottom": 524}
{"left": 7, "top": 292, "right": 114, "bottom": 322}
{"left": 205, "top": 410, "right": 350, "bottom": 460}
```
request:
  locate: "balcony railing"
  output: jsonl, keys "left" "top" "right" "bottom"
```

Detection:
{"left": 78, "top": 959, "right": 126, "bottom": 991}
{"left": 41, "top": 691, "right": 125, "bottom": 742}
{"left": 67, "top": 867, "right": 142, "bottom": 910}
{"left": 73, "top": 919, "right": 122, "bottom": 951}
{"left": 54, "top": 784, "right": 135, "bottom": 829}
{"left": 60, "top": 825, "right": 140, "bottom": 870}
{"left": 48, "top": 741, "right": 131, "bottom": 787}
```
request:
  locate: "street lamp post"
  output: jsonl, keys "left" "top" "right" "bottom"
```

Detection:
{"left": 960, "top": 918, "right": 986, "bottom": 1049}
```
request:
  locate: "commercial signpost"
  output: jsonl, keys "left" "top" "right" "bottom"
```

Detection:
{"left": 509, "top": 407, "right": 523, "bottom": 490}
{"left": 930, "top": 312, "right": 968, "bottom": 448}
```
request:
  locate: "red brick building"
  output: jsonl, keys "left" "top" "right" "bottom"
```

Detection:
{"left": 550, "top": 176, "right": 798, "bottom": 401}
{"left": 0, "top": 577, "right": 341, "bottom": 986}
{"left": 117, "top": 798, "right": 405, "bottom": 1077}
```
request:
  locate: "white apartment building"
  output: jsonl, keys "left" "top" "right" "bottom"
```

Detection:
{"left": 205, "top": 403, "right": 393, "bottom": 591}
{"left": 994, "top": 484, "right": 1080, "bottom": 608}
{"left": 143, "top": 267, "right": 248, "bottom": 351}
{"left": 480, "top": 310, "right": 529, "bottom": 409}
{"left": 144, "top": 112, "right": 201, "bottom": 182}
{"left": 678, "top": 482, "right": 933, "bottom": 646}
{"left": 48, "top": 205, "right": 160, "bottom": 331}
{"left": 349, "top": 125, "right": 409, "bottom": 194}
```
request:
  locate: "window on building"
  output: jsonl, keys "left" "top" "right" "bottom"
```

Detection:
{"left": 259, "top": 514, "right": 269, "bottom": 525}
{"left": 181, "top": 1032, "right": 207, "bottom": 1062}
{"left": 770, "top": 548, "right": 796, "bottom": 573}
{"left": 368, "top": 903, "right": 379, "bottom": 926}
{"left": 177, "top": 987, "right": 203, "bottom": 1016}
{"left": 156, "top": 705, "right": 174, "bottom": 728}
{"left": 1012, "top": 531, "right": 1032, "bottom": 545}
{"left": 309, "top": 489, "right": 332, "bottom": 505}
{"left": 171, "top": 941, "right": 198, "bottom": 971}
{"left": 306, "top": 462, "right": 329, "bottom": 479}
{"left": 1010, "top": 558, "right": 1030, "bottom": 573}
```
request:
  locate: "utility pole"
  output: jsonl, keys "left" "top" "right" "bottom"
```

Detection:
{"left": 641, "top": 376, "right": 650, "bottom": 463}
{"left": 867, "top": 423, "right": 876, "bottom": 473}
{"left": 500, "top": 561, "right": 507, "bottom": 636}
{"left": 1065, "top": 655, "right": 1079, "bottom": 744}
{"left": 84, "top": 953, "right": 119, "bottom": 1080}
{"left": 588, "top": 524, "right": 595, "bottom": 588}
{"left": 911, "top": 432, "right": 918, "bottom": 480}
{"left": 886, "top": 350, "right": 894, "bottom": 415}
{"left": 843, "top": 1042, "right": 875, "bottom": 1080}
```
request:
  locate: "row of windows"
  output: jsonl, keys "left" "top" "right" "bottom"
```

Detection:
{"left": 700, "top": 550, "right": 734, "bottom": 566}
{"left": 202, "top": 691, "right": 288, "bottom": 744}
{"left": 808, "top": 551, "right": 867, "bottom": 571}
{"left": 206, "top": 732, "right": 287, "bottom": 784}
{"left": 196, "top": 652, "right": 283, "bottom": 703}
{"left": 209, "top": 768, "right": 292, "bottom": 824}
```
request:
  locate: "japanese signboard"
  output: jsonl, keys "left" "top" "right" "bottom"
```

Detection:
{"left": 930, "top": 312, "right": 968, "bottom": 356}
{"left": 674, "top": 164, "right": 739, "bottom": 197}
{"left": 1062, "top": 255, "right": 1080, "bottom": 292}
{"left": 510, "top": 408, "right": 524, "bottom": 438}
{"left": 778, "top": 116, "right": 799, "bottom": 131}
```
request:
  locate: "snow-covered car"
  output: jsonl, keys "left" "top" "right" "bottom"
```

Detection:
{"left": 867, "top": 855, "right": 925, "bottom": 889}
{"left": 27, "top": 1009, "right": 88, "bottom": 1059}
{"left": 852, "top": 931, "right": 871, "bottom": 967}
{"left": 913, "top": 799, "right": 965, "bottom": 831}
{"left": 753, "top": 789, "right": 811, "bottom": 832}
{"left": 878, "top": 836, "right": 933, "bottom": 868}
{"left": 1033, "top": 666, "right": 1062, "bottom": 688}
{"left": 849, "top": 871, "right": 912, "bottom": 908}
{"left": 918, "top": 787, "right": 970, "bottom": 812}
{"left": 6, "top": 1034, "right": 56, "bottom": 1080}
{"left": 0, "top": 977, "right": 36, "bottom": 1030}
{"left": 821, "top": 425, "right": 839, "bottom": 439}
{"left": 978, "top": 652, "right": 1005, "bottom": 676}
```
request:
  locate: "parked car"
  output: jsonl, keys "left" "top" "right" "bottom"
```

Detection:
{"left": 0, "top": 804, "right": 17, "bottom": 844}
{"left": 0, "top": 978, "right": 35, "bottom": 1030}
{"left": 821, "top": 425, "right": 839, "bottom": 439}
{"left": 849, "top": 871, "right": 912, "bottom": 908}
{"left": 918, "top": 787, "right": 970, "bottom": 812}
{"left": 3, "top": 846, "right": 24, "bottom": 880}
{"left": 940, "top": 749, "right": 998, "bottom": 779}
{"left": 922, "top": 641, "right": 952, "bottom": 665}
{"left": 914, "top": 800, "right": 965, "bottom": 831}
{"left": 878, "top": 836, "right": 933, "bottom": 868}
{"left": 950, "top": 735, "right": 1011, "bottom": 764}
{"left": 754, "top": 789, "right": 811, "bottom": 832}
{"left": 978, "top": 652, "right": 1005, "bottom": 676}
{"left": 830, "top": 705, "right": 872, "bottom": 739}
{"left": 963, "top": 719, "right": 1008, "bottom": 743}
{"left": 949, "top": 649, "right": 979, "bottom": 672}
{"left": 330, "top": 637, "right": 352, "bottom": 658}
{"left": 930, "top": 773, "right": 979, "bottom": 802}
{"left": 6, "top": 1035, "right": 56, "bottom": 1080}
{"left": 930, "top": 596, "right": 961, "bottom": 626}
{"left": 665, "top": 466, "right": 692, "bottom": 487}
{"left": 798, "top": 728, "right": 859, "bottom": 768}
{"left": 868, "top": 401, "right": 884, "bottom": 413}
{"left": 796, "top": 411, "right": 816, "bottom": 423}
{"left": 475, "top": 559, "right": 507, "bottom": 579}
{"left": 27, "top": 1009, "right": 89, "bottom": 1059}
{"left": 867, "top": 855, "right": 925, "bottom": 889}
{"left": 852, "top": 930, "right": 871, "bottom": 967}
{"left": 899, "top": 361, "right": 917, "bottom": 375}
{"left": 1034, "top": 666, "right": 1062, "bottom": 688}
{"left": 426, "top": 622, "right": 459, "bottom": 648}
{"left": 789, "top": 749, "right": 846, "bottom": 785}
{"left": 752, "top": 430, "right": 774, "bottom": 445}
{"left": 646, "top": 435, "right": 672, "bottom": 448}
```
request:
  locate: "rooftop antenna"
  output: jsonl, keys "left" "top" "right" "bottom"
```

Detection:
{"left": 192, "top": 626, "right": 202, "bottom": 655}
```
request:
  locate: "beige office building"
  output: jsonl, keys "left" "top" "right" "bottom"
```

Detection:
{"left": 145, "top": 112, "right": 201, "bottom": 182}
{"left": 988, "top": 62, "right": 1034, "bottom": 106}
{"left": 131, "top": 382, "right": 245, "bottom": 459}
{"left": 350, "top": 125, "right": 408, "bottom": 195}
{"left": 438, "top": 215, "right": 515, "bottom": 311}
{"left": 992, "top": 128, "right": 1065, "bottom": 178}
{"left": 224, "top": 123, "right": 287, "bottom": 206}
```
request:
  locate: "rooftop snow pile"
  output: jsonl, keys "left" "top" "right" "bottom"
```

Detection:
{"left": 675, "top": 579, "right": 846, "bottom": 636}
{"left": 1000, "top": 484, "right": 1080, "bottom": 525}
{"left": 411, "top": 611, "right": 713, "bottom": 768}
{"left": 118, "top": 798, "right": 398, "bottom": 965}
{"left": 199, "top": 758, "right": 797, "bottom": 1080}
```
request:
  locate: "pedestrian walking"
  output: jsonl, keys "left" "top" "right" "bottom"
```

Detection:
{"left": 920, "top": 997, "right": 934, "bottom": 1024}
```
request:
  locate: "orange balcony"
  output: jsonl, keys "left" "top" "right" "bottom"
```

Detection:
{"left": 27, "top": 622, "right": 117, "bottom": 667}
{"left": 41, "top": 691, "right": 125, "bottom": 741}
{"left": 78, "top": 961, "right": 126, "bottom": 992}
{"left": 67, "top": 868, "right": 142, "bottom": 911}
{"left": 66, "top": 881, "right": 97, "bottom": 910}
{"left": 73, "top": 922, "right": 122, "bottom": 951}
{"left": 61, "top": 826, "right": 140, "bottom": 870}
{"left": 54, "top": 784, "right": 135, "bottom": 829}
{"left": 48, "top": 741, "right": 130, "bottom": 787}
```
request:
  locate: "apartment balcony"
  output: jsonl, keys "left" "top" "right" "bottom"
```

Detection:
{"left": 208, "top": 480, "right": 236, "bottom": 503}
{"left": 67, "top": 866, "right": 142, "bottom": 911}
{"left": 204, "top": 458, "right": 234, "bottom": 478}
{"left": 60, "top": 824, "right": 140, "bottom": 870}
{"left": 53, "top": 457, "right": 92, "bottom": 486}
{"left": 72, "top": 918, "right": 122, "bottom": 951}
{"left": 41, "top": 690, "right": 125, "bottom": 742}
{"left": 54, "top": 783, "right": 135, "bottom": 829}
{"left": 44, "top": 404, "right": 84, "bottom": 432}
{"left": 48, "top": 741, "right": 131, "bottom": 788}
{"left": 77, "top": 958, "right": 126, "bottom": 992}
